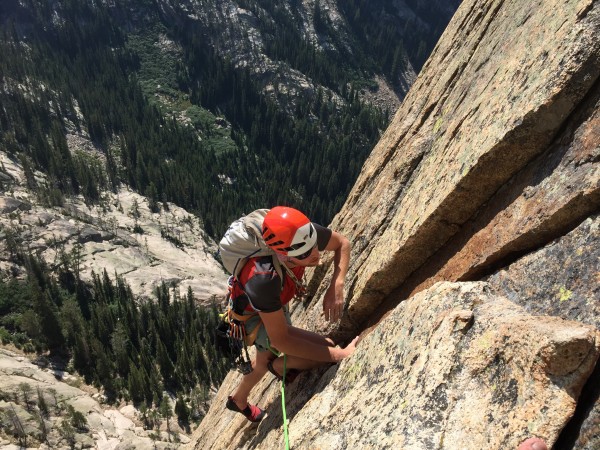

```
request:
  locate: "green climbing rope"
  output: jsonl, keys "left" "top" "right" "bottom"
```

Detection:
{"left": 266, "top": 341, "right": 290, "bottom": 449}
{"left": 282, "top": 354, "right": 290, "bottom": 450}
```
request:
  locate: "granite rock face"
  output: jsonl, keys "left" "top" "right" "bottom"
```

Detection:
{"left": 297, "top": 283, "right": 597, "bottom": 450}
{"left": 0, "top": 348, "right": 188, "bottom": 449}
{"left": 189, "top": 0, "right": 600, "bottom": 449}
{"left": 0, "top": 153, "right": 227, "bottom": 304}
{"left": 395, "top": 79, "right": 600, "bottom": 302}
{"left": 318, "top": 0, "right": 600, "bottom": 337}
{"left": 488, "top": 216, "right": 599, "bottom": 330}
{"left": 190, "top": 283, "right": 599, "bottom": 450}
{"left": 488, "top": 216, "right": 600, "bottom": 450}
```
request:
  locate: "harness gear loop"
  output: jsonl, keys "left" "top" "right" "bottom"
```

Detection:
{"left": 218, "top": 284, "right": 256, "bottom": 374}
{"left": 227, "top": 308, "right": 263, "bottom": 347}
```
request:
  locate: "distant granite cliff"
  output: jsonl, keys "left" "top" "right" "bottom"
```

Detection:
{"left": 190, "top": 0, "right": 600, "bottom": 449}
{"left": 0, "top": 153, "right": 227, "bottom": 303}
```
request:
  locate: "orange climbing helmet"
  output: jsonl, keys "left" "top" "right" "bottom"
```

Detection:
{"left": 262, "top": 206, "right": 317, "bottom": 257}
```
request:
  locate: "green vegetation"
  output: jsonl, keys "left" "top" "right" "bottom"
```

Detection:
{"left": 0, "top": 246, "right": 227, "bottom": 424}
{"left": 126, "top": 23, "right": 182, "bottom": 104}
{"left": 235, "top": 0, "right": 366, "bottom": 91}
{"left": 338, "top": 0, "right": 456, "bottom": 72}
{"left": 125, "top": 21, "right": 238, "bottom": 153}
{"left": 176, "top": 24, "right": 387, "bottom": 225}
{"left": 0, "top": 0, "right": 455, "bottom": 236}
{"left": 0, "top": 0, "right": 387, "bottom": 236}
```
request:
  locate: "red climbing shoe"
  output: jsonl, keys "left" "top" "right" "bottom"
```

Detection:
{"left": 226, "top": 396, "right": 265, "bottom": 422}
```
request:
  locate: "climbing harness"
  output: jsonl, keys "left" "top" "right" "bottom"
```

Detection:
{"left": 216, "top": 277, "right": 263, "bottom": 374}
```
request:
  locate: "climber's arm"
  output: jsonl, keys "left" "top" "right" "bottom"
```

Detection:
{"left": 322, "top": 230, "right": 351, "bottom": 322}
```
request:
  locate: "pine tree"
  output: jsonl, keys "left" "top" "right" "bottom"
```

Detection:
{"left": 175, "top": 393, "right": 190, "bottom": 424}
{"left": 128, "top": 360, "right": 145, "bottom": 404}
{"left": 111, "top": 322, "right": 130, "bottom": 377}
{"left": 33, "top": 289, "right": 65, "bottom": 351}
{"left": 156, "top": 338, "right": 175, "bottom": 385}
{"left": 159, "top": 395, "right": 173, "bottom": 436}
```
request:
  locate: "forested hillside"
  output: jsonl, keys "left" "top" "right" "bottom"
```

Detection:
{"left": 0, "top": 0, "right": 458, "bottom": 236}
{"left": 1, "top": 249, "right": 227, "bottom": 414}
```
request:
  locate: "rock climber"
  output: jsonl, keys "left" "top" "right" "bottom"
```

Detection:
{"left": 226, "top": 206, "right": 358, "bottom": 422}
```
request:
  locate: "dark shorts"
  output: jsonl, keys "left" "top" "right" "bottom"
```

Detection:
{"left": 245, "top": 304, "right": 292, "bottom": 353}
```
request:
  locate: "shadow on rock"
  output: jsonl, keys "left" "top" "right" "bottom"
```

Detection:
{"left": 250, "top": 363, "right": 341, "bottom": 448}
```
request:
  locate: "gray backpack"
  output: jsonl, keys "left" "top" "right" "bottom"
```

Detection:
{"left": 219, "top": 209, "right": 284, "bottom": 280}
